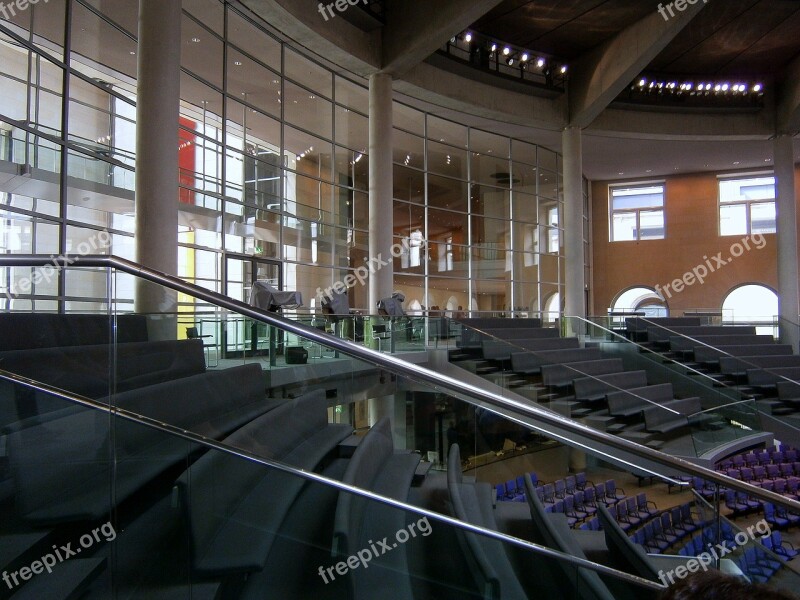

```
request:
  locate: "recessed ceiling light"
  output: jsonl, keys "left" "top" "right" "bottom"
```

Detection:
{"left": 233, "top": 61, "right": 242, "bottom": 66}
{"left": 129, "top": 51, "right": 136, "bottom": 55}
{"left": 191, "top": 37, "right": 201, "bottom": 43}
{"left": 618, "top": 172, "right": 624, "bottom": 175}
{"left": 733, "top": 161, "right": 740, "bottom": 165}
{"left": 646, "top": 169, "right": 653, "bottom": 173}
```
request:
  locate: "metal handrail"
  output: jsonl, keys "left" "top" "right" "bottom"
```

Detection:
{"left": 2, "top": 254, "right": 800, "bottom": 513}
{"left": 0, "top": 367, "right": 663, "bottom": 592}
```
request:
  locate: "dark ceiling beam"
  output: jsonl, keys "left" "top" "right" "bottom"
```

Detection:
{"left": 381, "top": 0, "right": 504, "bottom": 77}
{"left": 568, "top": 1, "right": 708, "bottom": 129}
{"left": 777, "top": 53, "right": 800, "bottom": 134}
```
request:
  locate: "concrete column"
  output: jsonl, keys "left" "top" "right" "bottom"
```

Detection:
{"left": 775, "top": 135, "right": 800, "bottom": 351}
{"left": 134, "top": 0, "right": 181, "bottom": 319}
{"left": 562, "top": 126, "right": 586, "bottom": 319}
{"left": 368, "top": 73, "right": 394, "bottom": 312}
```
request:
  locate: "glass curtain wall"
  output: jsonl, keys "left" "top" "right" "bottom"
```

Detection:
{"left": 0, "top": 0, "right": 566, "bottom": 319}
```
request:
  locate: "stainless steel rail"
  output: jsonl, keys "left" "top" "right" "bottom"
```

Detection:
{"left": 0, "top": 367, "right": 663, "bottom": 591}
{"left": 2, "top": 254, "right": 799, "bottom": 513}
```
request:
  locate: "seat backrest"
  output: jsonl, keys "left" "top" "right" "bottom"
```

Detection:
{"left": 333, "top": 417, "right": 394, "bottom": 557}
{"left": 523, "top": 474, "right": 616, "bottom": 600}
{"left": 596, "top": 504, "right": 661, "bottom": 584}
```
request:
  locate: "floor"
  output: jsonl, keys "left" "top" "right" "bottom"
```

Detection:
{"left": 467, "top": 445, "right": 800, "bottom": 581}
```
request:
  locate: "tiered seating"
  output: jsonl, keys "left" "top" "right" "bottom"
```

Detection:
{"left": 450, "top": 319, "right": 720, "bottom": 451}
{"left": 176, "top": 389, "right": 352, "bottom": 575}
{"left": 6, "top": 363, "right": 272, "bottom": 523}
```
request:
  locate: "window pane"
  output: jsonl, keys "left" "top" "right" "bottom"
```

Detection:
{"left": 720, "top": 204, "right": 747, "bottom": 236}
{"left": 750, "top": 202, "right": 776, "bottom": 234}
{"left": 720, "top": 176, "right": 775, "bottom": 203}
{"left": 611, "top": 185, "right": 664, "bottom": 210}
{"left": 639, "top": 210, "right": 664, "bottom": 239}
{"left": 612, "top": 212, "right": 637, "bottom": 241}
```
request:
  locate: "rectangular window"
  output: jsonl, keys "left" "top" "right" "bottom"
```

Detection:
{"left": 719, "top": 176, "right": 776, "bottom": 236}
{"left": 609, "top": 184, "right": 665, "bottom": 241}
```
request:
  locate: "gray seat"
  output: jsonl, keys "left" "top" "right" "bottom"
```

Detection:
{"left": 747, "top": 366, "right": 800, "bottom": 387}
{"left": 7, "top": 364, "right": 269, "bottom": 523}
{"left": 595, "top": 503, "right": 661, "bottom": 600}
{"left": 693, "top": 344, "right": 793, "bottom": 363}
{"left": 669, "top": 335, "right": 774, "bottom": 354}
{"left": 176, "top": 389, "right": 352, "bottom": 575}
{"left": 573, "top": 371, "right": 648, "bottom": 402}
{"left": 607, "top": 384, "right": 675, "bottom": 417}
{"left": 719, "top": 355, "right": 800, "bottom": 376}
{"left": 642, "top": 397, "right": 707, "bottom": 434}
{"left": 483, "top": 338, "right": 578, "bottom": 361}
{"left": 511, "top": 348, "right": 602, "bottom": 375}
{"left": 541, "top": 359, "right": 624, "bottom": 388}
{"left": 447, "top": 444, "right": 528, "bottom": 600}
{"left": 523, "top": 474, "right": 616, "bottom": 600}
{"left": 333, "top": 417, "right": 420, "bottom": 600}
{"left": 647, "top": 325, "right": 755, "bottom": 344}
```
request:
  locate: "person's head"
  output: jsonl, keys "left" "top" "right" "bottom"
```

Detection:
{"left": 661, "top": 570, "right": 799, "bottom": 600}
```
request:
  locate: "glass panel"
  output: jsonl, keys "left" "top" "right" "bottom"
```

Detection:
{"left": 720, "top": 203, "right": 747, "bottom": 236}
{"left": 334, "top": 146, "right": 368, "bottom": 191}
{"left": 335, "top": 75, "right": 369, "bottom": 114}
{"left": 181, "top": 14, "right": 223, "bottom": 88}
{"left": 393, "top": 101, "right": 424, "bottom": 135}
{"left": 227, "top": 9, "right": 281, "bottom": 69}
{"left": 512, "top": 139, "right": 537, "bottom": 165}
{"left": 284, "top": 80, "right": 332, "bottom": 141}
{"left": 227, "top": 49, "right": 281, "bottom": 118}
{"left": 393, "top": 128, "right": 424, "bottom": 170}
{"left": 611, "top": 185, "right": 664, "bottom": 210}
{"left": 285, "top": 47, "right": 332, "bottom": 98}
{"left": 612, "top": 212, "right": 637, "bottom": 242}
{"left": 720, "top": 176, "right": 775, "bottom": 203}
{"left": 427, "top": 140, "right": 468, "bottom": 179}
{"left": 427, "top": 115, "right": 467, "bottom": 148}
{"left": 471, "top": 184, "right": 510, "bottom": 220}
{"left": 750, "top": 201, "right": 776, "bottom": 234}
{"left": 427, "top": 174, "right": 467, "bottom": 211}
{"left": 639, "top": 210, "right": 665, "bottom": 239}
{"left": 512, "top": 191, "right": 538, "bottom": 223}
{"left": 334, "top": 104, "right": 368, "bottom": 151}
{"left": 393, "top": 165, "right": 425, "bottom": 203}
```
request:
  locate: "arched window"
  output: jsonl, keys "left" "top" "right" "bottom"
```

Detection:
{"left": 722, "top": 284, "right": 778, "bottom": 335}
{"left": 612, "top": 286, "right": 667, "bottom": 317}
{"left": 544, "top": 292, "right": 560, "bottom": 324}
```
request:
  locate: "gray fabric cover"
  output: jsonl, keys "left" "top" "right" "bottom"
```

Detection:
{"left": 249, "top": 281, "right": 302, "bottom": 310}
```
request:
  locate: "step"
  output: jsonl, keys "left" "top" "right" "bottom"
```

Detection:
{"left": 11, "top": 558, "right": 106, "bottom": 600}
{"left": 618, "top": 430, "right": 658, "bottom": 444}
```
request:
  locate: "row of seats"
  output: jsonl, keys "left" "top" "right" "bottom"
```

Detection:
{"left": 716, "top": 445, "right": 797, "bottom": 470}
